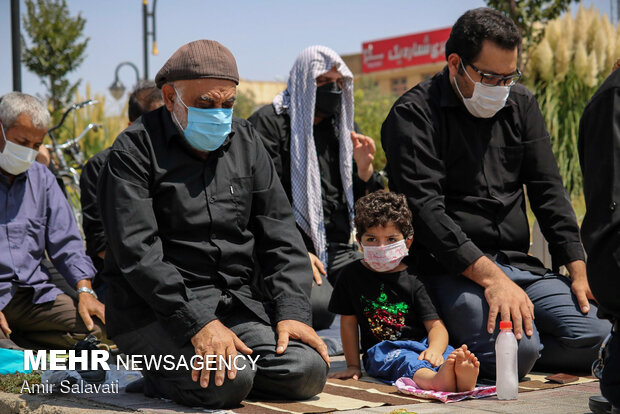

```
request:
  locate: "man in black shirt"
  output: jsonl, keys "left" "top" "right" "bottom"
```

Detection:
{"left": 579, "top": 62, "right": 620, "bottom": 413}
{"left": 248, "top": 45, "right": 384, "bottom": 330}
{"left": 381, "top": 8, "right": 610, "bottom": 380}
{"left": 80, "top": 80, "right": 163, "bottom": 301}
{"left": 98, "top": 40, "right": 328, "bottom": 409}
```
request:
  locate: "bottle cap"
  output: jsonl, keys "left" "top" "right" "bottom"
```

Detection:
{"left": 499, "top": 321, "right": 513, "bottom": 330}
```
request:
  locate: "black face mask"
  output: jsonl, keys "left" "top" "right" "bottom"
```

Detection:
{"left": 315, "top": 82, "right": 342, "bottom": 117}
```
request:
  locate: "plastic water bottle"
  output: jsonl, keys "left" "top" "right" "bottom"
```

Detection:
{"left": 495, "top": 321, "right": 518, "bottom": 400}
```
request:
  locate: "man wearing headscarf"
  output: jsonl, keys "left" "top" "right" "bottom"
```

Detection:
{"left": 97, "top": 40, "right": 328, "bottom": 409}
{"left": 249, "top": 46, "right": 384, "bottom": 330}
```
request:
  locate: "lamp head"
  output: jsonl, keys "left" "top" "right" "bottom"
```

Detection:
{"left": 109, "top": 79, "right": 126, "bottom": 100}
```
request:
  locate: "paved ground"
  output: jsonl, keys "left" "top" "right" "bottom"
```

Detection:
{"left": 0, "top": 354, "right": 605, "bottom": 414}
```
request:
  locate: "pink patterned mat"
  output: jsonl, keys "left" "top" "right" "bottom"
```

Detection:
{"left": 394, "top": 377, "right": 497, "bottom": 403}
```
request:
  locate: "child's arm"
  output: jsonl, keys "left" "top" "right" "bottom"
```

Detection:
{"left": 418, "top": 318, "right": 450, "bottom": 367}
{"left": 328, "top": 315, "right": 362, "bottom": 379}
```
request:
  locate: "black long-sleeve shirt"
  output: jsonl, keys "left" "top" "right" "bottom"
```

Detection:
{"left": 579, "top": 68, "right": 620, "bottom": 319}
{"left": 98, "top": 107, "right": 313, "bottom": 345}
{"left": 80, "top": 147, "right": 110, "bottom": 276}
{"left": 382, "top": 67, "right": 584, "bottom": 276}
{"left": 248, "top": 104, "right": 384, "bottom": 252}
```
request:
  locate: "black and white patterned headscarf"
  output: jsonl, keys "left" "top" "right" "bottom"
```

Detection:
{"left": 273, "top": 45, "right": 354, "bottom": 268}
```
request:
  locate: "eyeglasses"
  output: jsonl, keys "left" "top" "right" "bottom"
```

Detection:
{"left": 461, "top": 59, "right": 522, "bottom": 87}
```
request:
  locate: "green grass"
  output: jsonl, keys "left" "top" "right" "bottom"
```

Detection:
{"left": 0, "top": 372, "right": 42, "bottom": 394}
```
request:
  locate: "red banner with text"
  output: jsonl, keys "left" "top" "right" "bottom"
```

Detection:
{"left": 362, "top": 27, "right": 451, "bottom": 73}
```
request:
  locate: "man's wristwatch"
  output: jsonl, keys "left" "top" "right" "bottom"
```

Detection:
{"left": 77, "top": 287, "right": 98, "bottom": 300}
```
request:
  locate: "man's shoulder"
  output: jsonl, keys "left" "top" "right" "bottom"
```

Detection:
{"left": 395, "top": 77, "right": 436, "bottom": 106}
{"left": 28, "top": 161, "right": 54, "bottom": 182}
{"left": 86, "top": 147, "right": 111, "bottom": 167}
{"left": 109, "top": 116, "right": 156, "bottom": 161}
{"left": 231, "top": 117, "right": 259, "bottom": 143}
{"left": 585, "top": 68, "right": 620, "bottom": 111}
{"left": 24, "top": 162, "right": 58, "bottom": 198}
{"left": 247, "top": 104, "right": 288, "bottom": 134}
{"left": 389, "top": 71, "right": 444, "bottom": 119}
{"left": 232, "top": 117, "right": 254, "bottom": 130}
{"left": 506, "top": 83, "right": 536, "bottom": 109}
{"left": 249, "top": 103, "right": 278, "bottom": 120}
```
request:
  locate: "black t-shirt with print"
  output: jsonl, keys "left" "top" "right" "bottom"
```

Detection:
{"left": 328, "top": 260, "right": 440, "bottom": 356}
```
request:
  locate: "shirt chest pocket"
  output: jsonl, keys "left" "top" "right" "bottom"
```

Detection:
{"left": 229, "top": 176, "right": 253, "bottom": 229}
{"left": 499, "top": 145, "right": 524, "bottom": 182}
{"left": 486, "top": 145, "right": 524, "bottom": 189}
{"left": 7, "top": 217, "right": 46, "bottom": 256}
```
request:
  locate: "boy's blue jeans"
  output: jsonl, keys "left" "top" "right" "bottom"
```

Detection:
{"left": 364, "top": 338, "right": 455, "bottom": 383}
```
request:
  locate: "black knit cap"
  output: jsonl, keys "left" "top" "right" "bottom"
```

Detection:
{"left": 155, "top": 40, "right": 239, "bottom": 88}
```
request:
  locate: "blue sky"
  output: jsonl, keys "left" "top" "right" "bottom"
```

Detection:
{"left": 0, "top": 0, "right": 612, "bottom": 114}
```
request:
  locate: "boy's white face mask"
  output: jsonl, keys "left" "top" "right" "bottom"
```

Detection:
{"left": 362, "top": 240, "right": 409, "bottom": 272}
{"left": 0, "top": 123, "right": 38, "bottom": 175}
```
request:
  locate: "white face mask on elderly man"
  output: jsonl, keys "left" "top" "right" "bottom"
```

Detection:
{"left": 0, "top": 123, "right": 38, "bottom": 175}
{"left": 453, "top": 60, "right": 511, "bottom": 119}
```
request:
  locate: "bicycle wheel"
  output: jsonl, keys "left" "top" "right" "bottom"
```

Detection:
{"left": 61, "top": 174, "right": 85, "bottom": 241}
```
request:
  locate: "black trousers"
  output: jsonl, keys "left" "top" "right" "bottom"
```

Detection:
{"left": 113, "top": 295, "right": 328, "bottom": 409}
{"left": 311, "top": 243, "right": 362, "bottom": 331}
{"left": 601, "top": 326, "right": 620, "bottom": 408}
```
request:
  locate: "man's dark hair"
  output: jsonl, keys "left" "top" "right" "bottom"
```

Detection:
{"left": 354, "top": 191, "right": 413, "bottom": 238}
{"left": 445, "top": 7, "right": 521, "bottom": 63}
{"left": 128, "top": 80, "right": 163, "bottom": 122}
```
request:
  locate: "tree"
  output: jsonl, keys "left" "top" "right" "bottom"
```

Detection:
{"left": 486, "top": 0, "right": 575, "bottom": 64}
{"left": 234, "top": 89, "right": 258, "bottom": 120}
{"left": 353, "top": 77, "right": 399, "bottom": 172}
{"left": 22, "top": 0, "right": 89, "bottom": 118}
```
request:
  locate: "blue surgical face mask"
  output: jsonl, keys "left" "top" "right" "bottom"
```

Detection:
{"left": 172, "top": 88, "right": 233, "bottom": 152}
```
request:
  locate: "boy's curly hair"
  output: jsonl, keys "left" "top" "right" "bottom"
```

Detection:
{"left": 354, "top": 191, "right": 414, "bottom": 238}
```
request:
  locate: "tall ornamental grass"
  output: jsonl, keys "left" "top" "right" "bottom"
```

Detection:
{"left": 526, "top": 5, "right": 618, "bottom": 197}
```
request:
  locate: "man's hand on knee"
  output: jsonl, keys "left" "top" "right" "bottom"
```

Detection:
{"left": 566, "top": 260, "right": 595, "bottom": 314}
{"left": 276, "top": 319, "right": 330, "bottom": 366}
{"left": 484, "top": 277, "right": 535, "bottom": 340}
{"left": 191, "top": 319, "right": 253, "bottom": 388}
{"left": 464, "top": 257, "right": 535, "bottom": 340}
{"left": 77, "top": 292, "right": 105, "bottom": 331}
{"left": 308, "top": 252, "right": 326, "bottom": 286}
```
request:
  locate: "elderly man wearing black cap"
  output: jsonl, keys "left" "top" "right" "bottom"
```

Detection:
{"left": 97, "top": 40, "right": 328, "bottom": 408}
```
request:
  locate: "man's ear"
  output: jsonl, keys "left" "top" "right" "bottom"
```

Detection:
{"left": 447, "top": 53, "right": 461, "bottom": 77}
{"left": 161, "top": 84, "right": 176, "bottom": 112}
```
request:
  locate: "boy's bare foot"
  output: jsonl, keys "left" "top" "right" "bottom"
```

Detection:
{"left": 455, "top": 344, "right": 480, "bottom": 392}
{"left": 413, "top": 349, "right": 457, "bottom": 392}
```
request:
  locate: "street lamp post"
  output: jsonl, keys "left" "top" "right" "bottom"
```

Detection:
{"left": 142, "top": 0, "right": 158, "bottom": 80}
{"left": 109, "top": 62, "right": 141, "bottom": 100}
{"left": 11, "top": 0, "right": 21, "bottom": 91}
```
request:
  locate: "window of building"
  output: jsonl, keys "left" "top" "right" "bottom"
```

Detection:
{"left": 391, "top": 77, "right": 408, "bottom": 95}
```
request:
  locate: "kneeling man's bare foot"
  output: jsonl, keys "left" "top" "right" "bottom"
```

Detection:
{"left": 455, "top": 344, "right": 480, "bottom": 392}
{"left": 413, "top": 349, "right": 457, "bottom": 392}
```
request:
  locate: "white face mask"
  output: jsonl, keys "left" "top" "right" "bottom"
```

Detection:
{"left": 362, "top": 239, "right": 409, "bottom": 272}
{"left": 454, "top": 60, "right": 511, "bottom": 119}
{"left": 0, "top": 123, "right": 38, "bottom": 175}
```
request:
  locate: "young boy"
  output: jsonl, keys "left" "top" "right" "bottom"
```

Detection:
{"left": 328, "top": 191, "right": 479, "bottom": 392}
